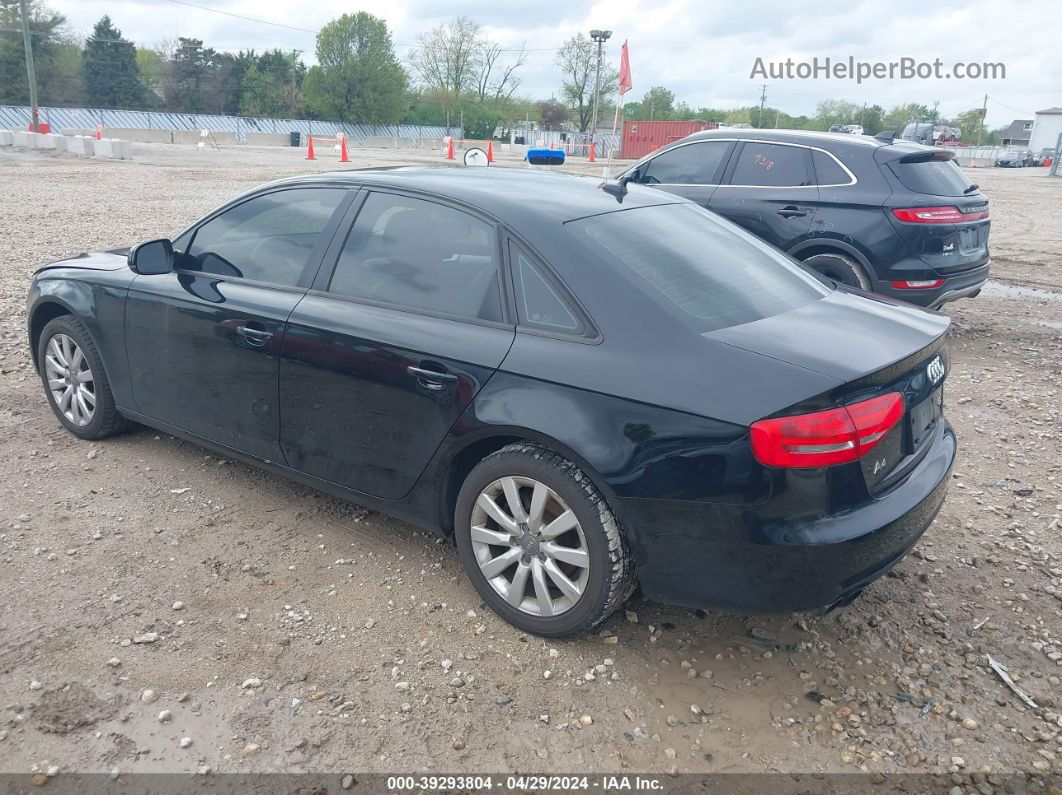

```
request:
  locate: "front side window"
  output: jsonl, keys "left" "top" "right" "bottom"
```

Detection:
{"left": 327, "top": 192, "right": 503, "bottom": 322}
{"left": 183, "top": 188, "right": 347, "bottom": 285}
{"left": 567, "top": 203, "right": 829, "bottom": 332}
{"left": 728, "top": 142, "right": 811, "bottom": 187}
{"left": 638, "top": 141, "right": 730, "bottom": 185}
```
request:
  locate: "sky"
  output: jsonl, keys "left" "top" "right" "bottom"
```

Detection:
{"left": 46, "top": 0, "right": 1059, "bottom": 127}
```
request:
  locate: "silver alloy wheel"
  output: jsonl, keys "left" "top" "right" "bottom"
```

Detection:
{"left": 44, "top": 333, "right": 95, "bottom": 427}
{"left": 469, "top": 476, "right": 590, "bottom": 617}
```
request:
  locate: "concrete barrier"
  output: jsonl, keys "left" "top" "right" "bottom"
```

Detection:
{"left": 94, "top": 138, "right": 114, "bottom": 158}
{"left": 66, "top": 135, "right": 94, "bottom": 156}
{"left": 113, "top": 139, "right": 132, "bottom": 160}
{"left": 0, "top": 130, "right": 13, "bottom": 145}
{"left": 244, "top": 132, "right": 291, "bottom": 146}
{"left": 62, "top": 127, "right": 172, "bottom": 144}
{"left": 51, "top": 134, "right": 67, "bottom": 152}
{"left": 13, "top": 131, "right": 37, "bottom": 147}
{"left": 173, "top": 130, "right": 237, "bottom": 145}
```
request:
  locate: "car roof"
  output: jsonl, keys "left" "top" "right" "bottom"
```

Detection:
{"left": 267, "top": 166, "right": 684, "bottom": 225}
{"left": 676, "top": 127, "right": 941, "bottom": 159}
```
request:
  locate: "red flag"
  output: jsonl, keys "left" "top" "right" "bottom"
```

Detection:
{"left": 618, "top": 40, "right": 632, "bottom": 96}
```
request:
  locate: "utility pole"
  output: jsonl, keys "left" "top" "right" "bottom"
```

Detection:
{"left": 975, "top": 93, "right": 988, "bottom": 147}
{"left": 649, "top": 93, "right": 654, "bottom": 121}
{"left": 758, "top": 84, "right": 767, "bottom": 128}
{"left": 589, "top": 29, "right": 611, "bottom": 143}
{"left": 19, "top": 0, "right": 40, "bottom": 132}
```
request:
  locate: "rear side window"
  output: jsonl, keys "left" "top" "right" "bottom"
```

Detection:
{"left": 568, "top": 203, "right": 829, "bottom": 332}
{"left": 327, "top": 192, "right": 503, "bottom": 322}
{"left": 184, "top": 188, "right": 347, "bottom": 285}
{"left": 509, "top": 242, "right": 582, "bottom": 333}
{"left": 887, "top": 156, "right": 972, "bottom": 197}
{"left": 811, "top": 150, "right": 853, "bottom": 185}
{"left": 729, "top": 142, "right": 811, "bottom": 187}
{"left": 638, "top": 141, "right": 730, "bottom": 185}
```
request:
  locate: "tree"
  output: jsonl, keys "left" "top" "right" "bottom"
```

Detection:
{"left": 408, "top": 17, "right": 480, "bottom": 97}
{"left": 239, "top": 50, "right": 305, "bottom": 117}
{"left": 302, "top": 13, "right": 406, "bottom": 124}
{"left": 83, "top": 16, "right": 142, "bottom": 108}
{"left": 538, "top": 98, "right": 568, "bottom": 129}
{"left": 640, "top": 86, "right": 674, "bottom": 119}
{"left": 952, "top": 108, "right": 988, "bottom": 144}
{"left": 158, "top": 37, "right": 217, "bottom": 112}
{"left": 0, "top": 0, "right": 82, "bottom": 105}
{"left": 883, "top": 102, "right": 933, "bottom": 131}
{"left": 555, "top": 33, "right": 617, "bottom": 132}
{"left": 812, "top": 99, "right": 863, "bottom": 130}
{"left": 136, "top": 47, "right": 164, "bottom": 107}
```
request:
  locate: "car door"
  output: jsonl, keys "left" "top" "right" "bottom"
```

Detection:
{"left": 709, "top": 141, "right": 818, "bottom": 250}
{"left": 625, "top": 140, "right": 734, "bottom": 207}
{"left": 278, "top": 190, "right": 516, "bottom": 499}
{"left": 124, "top": 186, "right": 353, "bottom": 461}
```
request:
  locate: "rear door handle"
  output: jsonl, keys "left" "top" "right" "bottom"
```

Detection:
{"left": 407, "top": 365, "right": 458, "bottom": 389}
{"left": 777, "top": 206, "right": 808, "bottom": 218}
{"left": 236, "top": 325, "right": 273, "bottom": 346}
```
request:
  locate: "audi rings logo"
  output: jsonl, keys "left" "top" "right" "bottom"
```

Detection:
{"left": 927, "top": 356, "right": 945, "bottom": 385}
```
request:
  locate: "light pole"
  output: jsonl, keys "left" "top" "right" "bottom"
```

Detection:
{"left": 589, "top": 29, "right": 611, "bottom": 155}
{"left": 19, "top": 0, "right": 40, "bottom": 132}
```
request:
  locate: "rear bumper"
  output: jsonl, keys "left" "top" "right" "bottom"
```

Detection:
{"left": 873, "top": 261, "right": 990, "bottom": 308}
{"left": 616, "top": 420, "right": 956, "bottom": 614}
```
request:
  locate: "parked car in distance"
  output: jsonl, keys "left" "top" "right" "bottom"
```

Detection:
{"left": 617, "top": 128, "right": 990, "bottom": 308}
{"left": 27, "top": 168, "right": 958, "bottom": 636}
{"left": 995, "top": 149, "right": 1032, "bottom": 167}
{"left": 1032, "top": 148, "right": 1055, "bottom": 166}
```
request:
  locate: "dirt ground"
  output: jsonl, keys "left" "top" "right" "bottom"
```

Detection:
{"left": 0, "top": 141, "right": 1059, "bottom": 784}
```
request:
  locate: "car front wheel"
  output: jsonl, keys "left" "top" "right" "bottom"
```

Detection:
{"left": 454, "top": 443, "right": 635, "bottom": 637}
{"left": 37, "top": 315, "right": 131, "bottom": 440}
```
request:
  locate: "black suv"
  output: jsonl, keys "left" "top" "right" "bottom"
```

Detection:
{"left": 617, "top": 129, "right": 990, "bottom": 308}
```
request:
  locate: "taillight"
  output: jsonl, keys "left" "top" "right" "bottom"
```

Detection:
{"left": 891, "top": 279, "right": 945, "bottom": 289}
{"left": 750, "top": 393, "right": 905, "bottom": 468}
{"left": 892, "top": 206, "right": 989, "bottom": 223}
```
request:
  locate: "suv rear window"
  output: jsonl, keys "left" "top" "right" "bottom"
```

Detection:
{"left": 888, "top": 156, "right": 972, "bottom": 197}
{"left": 567, "top": 203, "right": 829, "bottom": 332}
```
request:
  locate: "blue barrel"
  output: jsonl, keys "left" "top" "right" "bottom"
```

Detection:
{"left": 526, "top": 148, "right": 565, "bottom": 165}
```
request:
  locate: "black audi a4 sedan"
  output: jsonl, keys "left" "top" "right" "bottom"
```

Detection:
{"left": 27, "top": 168, "right": 956, "bottom": 636}
{"left": 617, "top": 129, "right": 990, "bottom": 309}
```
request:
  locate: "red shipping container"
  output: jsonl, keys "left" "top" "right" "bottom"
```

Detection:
{"left": 620, "top": 119, "right": 718, "bottom": 160}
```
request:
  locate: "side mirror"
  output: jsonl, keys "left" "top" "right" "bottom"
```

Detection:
{"left": 128, "top": 238, "right": 173, "bottom": 275}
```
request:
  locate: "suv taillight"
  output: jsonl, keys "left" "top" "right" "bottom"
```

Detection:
{"left": 750, "top": 393, "right": 905, "bottom": 468}
{"left": 892, "top": 206, "right": 989, "bottom": 223}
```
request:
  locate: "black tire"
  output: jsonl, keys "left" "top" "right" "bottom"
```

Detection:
{"left": 37, "top": 315, "right": 132, "bottom": 440}
{"left": 802, "top": 252, "right": 872, "bottom": 290}
{"left": 454, "top": 443, "right": 635, "bottom": 637}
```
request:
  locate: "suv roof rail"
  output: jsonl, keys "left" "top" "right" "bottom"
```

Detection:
{"left": 874, "top": 130, "right": 897, "bottom": 144}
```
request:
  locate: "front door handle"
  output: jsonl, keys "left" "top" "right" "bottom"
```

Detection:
{"left": 407, "top": 365, "right": 457, "bottom": 390}
{"left": 777, "top": 206, "right": 808, "bottom": 218}
{"left": 236, "top": 325, "right": 273, "bottom": 346}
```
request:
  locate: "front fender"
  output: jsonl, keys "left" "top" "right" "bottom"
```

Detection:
{"left": 28, "top": 269, "right": 135, "bottom": 406}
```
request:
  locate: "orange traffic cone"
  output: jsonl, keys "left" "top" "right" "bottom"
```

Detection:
{"left": 446, "top": 137, "right": 455, "bottom": 160}
{"left": 588, "top": 138, "right": 596, "bottom": 162}
{"left": 339, "top": 134, "right": 350, "bottom": 163}
{"left": 306, "top": 135, "right": 315, "bottom": 160}
{"left": 96, "top": 124, "right": 103, "bottom": 141}
{"left": 486, "top": 140, "right": 494, "bottom": 164}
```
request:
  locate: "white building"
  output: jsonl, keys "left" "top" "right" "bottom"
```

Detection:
{"left": 1029, "top": 108, "right": 1062, "bottom": 153}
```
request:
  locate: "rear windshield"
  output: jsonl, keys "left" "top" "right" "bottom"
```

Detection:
{"left": 888, "top": 156, "right": 973, "bottom": 197}
{"left": 567, "top": 203, "right": 829, "bottom": 332}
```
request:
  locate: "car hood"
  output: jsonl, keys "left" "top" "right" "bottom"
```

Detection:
{"left": 36, "top": 248, "right": 130, "bottom": 274}
{"left": 704, "top": 289, "right": 950, "bottom": 383}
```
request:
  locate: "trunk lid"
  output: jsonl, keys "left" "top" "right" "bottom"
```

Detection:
{"left": 708, "top": 289, "right": 950, "bottom": 490}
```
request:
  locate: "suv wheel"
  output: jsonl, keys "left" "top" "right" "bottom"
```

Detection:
{"left": 37, "top": 315, "right": 132, "bottom": 440}
{"left": 454, "top": 443, "right": 635, "bottom": 637}
{"left": 802, "top": 252, "right": 872, "bottom": 290}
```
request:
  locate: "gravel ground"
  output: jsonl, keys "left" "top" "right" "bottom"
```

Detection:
{"left": 0, "top": 141, "right": 1059, "bottom": 783}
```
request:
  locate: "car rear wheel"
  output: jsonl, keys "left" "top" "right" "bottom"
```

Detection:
{"left": 38, "top": 315, "right": 131, "bottom": 440}
{"left": 454, "top": 443, "right": 635, "bottom": 637}
{"left": 802, "top": 252, "right": 872, "bottom": 290}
